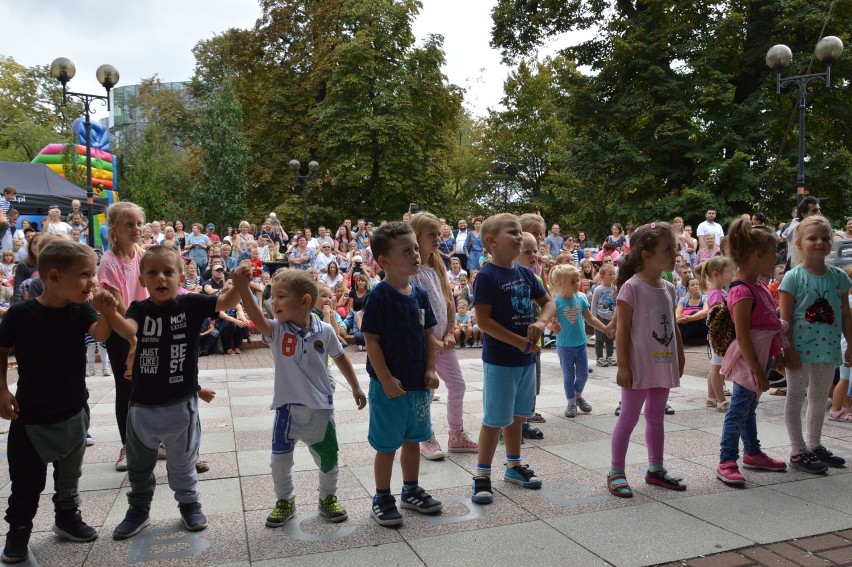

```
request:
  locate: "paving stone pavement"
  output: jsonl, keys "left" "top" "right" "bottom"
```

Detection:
{"left": 3, "top": 340, "right": 852, "bottom": 566}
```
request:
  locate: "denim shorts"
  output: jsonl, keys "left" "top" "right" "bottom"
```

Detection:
{"left": 482, "top": 362, "right": 536, "bottom": 428}
{"left": 367, "top": 379, "right": 432, "bottom": 453}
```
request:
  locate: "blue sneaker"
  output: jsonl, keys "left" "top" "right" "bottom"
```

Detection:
{"left": 178, "top": 502, "right": 208, "bottom": 531}
{"left": 112, "top": 506, "right": 150, "bottom": 540}
{"left": 471, "top": 476, "right": 493, "bottom": 504}
{"left": 400, "top": 486, "right": 442, "bottom": 514}
{"left": 504, "top": 464, "right": 542, "bottom": 489}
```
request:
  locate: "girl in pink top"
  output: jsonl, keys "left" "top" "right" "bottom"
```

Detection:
{"left": 410, "top": 212, "right": 478, "bottom": 457}
{"left": 695, "top": 255, "right": 736, "bottom": 409}
{"left": 716, "top": 215, "right": 788, "bottom": 485}
{"left": 97, "top": 202, "right": 148, "bottom": 472}
{"left": 608, "top": 222, "right": 685, "bottom": 498}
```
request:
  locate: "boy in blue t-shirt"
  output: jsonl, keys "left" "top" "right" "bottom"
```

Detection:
{"left": 471, "top": 214, "right": 555, "bottom": 504}
{"left": 361, "top": 222, "right": 441, "bottom": 527}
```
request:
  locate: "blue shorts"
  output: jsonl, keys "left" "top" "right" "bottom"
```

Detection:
{"left": 367, "top": 379, "right": 432, "bottom": 453}
{"left": 482, "top": 362, "right": 536, "bottom": 428}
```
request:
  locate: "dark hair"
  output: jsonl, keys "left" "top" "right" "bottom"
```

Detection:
{"left": 271, "top": 268, "right": 318, "bottom": 306}
{"left": 726, "top": 214, "right": 777, "bottom": 266}
{"left": 616, "top": 222, "right": 675, "bottom": 287}
{"left": 752, "top": 212, "right": 768, "bottom": 225}
{"left": 796, "top": 196, "right": 819, "bottom": 220}
{"left": 370, "top": 221, "right": 413, "bottom": 261}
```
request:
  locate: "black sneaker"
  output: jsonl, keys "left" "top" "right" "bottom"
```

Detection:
{"left": 1, "top": 525, "right": 30, "bottom": 564}
{"left": 112, "top": 506, "right": 150, "bottom": 540}
{"left": 178, "top": 502, "right": 208, "bottom": 531}
{"left": 577, "top": 397, "right": 593, "bottom": 413}
{"left": 400, "top": 486, "right": 442, "bottom": 514}
{"left": 789, "top": 451, "right": 828, "bottom": 474}
{"left": 471, "top": 475, "right": 493, "bottom": 504}
{"left": 371, "top": 494, "right": 402, "bottom": 527}
{"left": 53, "top": 509, "right": 97, "bottom": 542}
{"left": 812, "top": 446, "right": 846, "bottom": 468}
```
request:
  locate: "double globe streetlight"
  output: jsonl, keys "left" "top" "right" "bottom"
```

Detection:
{"left": 50, "top": 57, "right": 120, "bottom": 247}
{"left": 766, "top": 36, "right": 844, "bottom": 202}
{"left": 288, "top": 159, "right": 319, "bottom": 230}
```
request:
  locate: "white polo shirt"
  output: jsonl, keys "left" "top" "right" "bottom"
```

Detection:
{"left": 264, "top": 317, "right": 343, "bottom": 410}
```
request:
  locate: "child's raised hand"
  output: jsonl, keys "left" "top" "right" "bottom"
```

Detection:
{"left": 352, "top": 386, "right": 367, "bottom": 410}
{"left": 92, "top": 289, "right": 117, "bottom": 313}
{"left": 616, "top": 367, "right": 632, "bottom": 389}
{"left": 424, "top": 369, "right": 440, "bottom": 390}
{"left": 381, "top": 377, "right": 406, "bottom": 399}
{"left": 231, "top": 265, "right": 252, "bottom": 287}
{"left": 0, "top": 389, "right": 19, "bottom": 420}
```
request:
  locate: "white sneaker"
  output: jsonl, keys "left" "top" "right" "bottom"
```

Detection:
{"left": 102, "top": 366, "right": 111, "bottom": 376}
{"left": 86, "top": 367, "right": 96, "bottom": 377}
{"left": 596, "top": 358, "right": 609, "bottom": 367}
{"left": 420, "top": 435, "right": 447, "bottom": 460}
{"left": 607, "top": 357, "right": 617, "bottom": 367}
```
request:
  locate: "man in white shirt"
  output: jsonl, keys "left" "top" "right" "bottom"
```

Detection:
{"left": 453, "top": 219, "right": 469, "bottom": 270}
{"left": 696, "top": 207, "right": 724, "bottom": 250}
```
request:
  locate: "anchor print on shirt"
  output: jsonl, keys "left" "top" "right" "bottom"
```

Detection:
{"left": 652, "top": 314, "right": 674, "bottom": 347}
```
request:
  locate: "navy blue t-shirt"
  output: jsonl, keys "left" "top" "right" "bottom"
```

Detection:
{"left": 473, "top": 262, "right": 546, "bottom": 367}
{"left": 361, "top": 280, "right": 436, "bottom": 390}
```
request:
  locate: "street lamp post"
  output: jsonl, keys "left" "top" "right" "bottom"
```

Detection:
{"left": 288, "top": 159, "right": 319, "bottom": 229}
{"left": 766, "top": 36, "right": 844, "bottom": 203}
{"left": 50, "top": 57, "right": 119, "bottom": 248}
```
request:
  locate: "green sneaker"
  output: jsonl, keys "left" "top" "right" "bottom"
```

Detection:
{"left": 265, "top": 498, "right": 296, "bottom": 528}
{"left": 318, "top": 494, "right": 348, "bottom": 523}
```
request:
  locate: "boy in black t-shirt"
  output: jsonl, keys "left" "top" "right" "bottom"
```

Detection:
{"left": 361, "top": 222, "right": 442, "bottom": 527}
{"left": 0, "top": 238, "right": 115, "bottom": 563}
{"left": 101, "top": 245, "right": 251, "bottom": 540}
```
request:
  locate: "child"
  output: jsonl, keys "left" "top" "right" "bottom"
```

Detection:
{"left": 237, "top": 269, "right": 365, "bottom": 526}
{"left": 455, "top": 300, "right": 474, "bottom": 347}
{"left": 767, "top": 265, "right": 785, "bottom": 307}
{"left": 0, "top": 239, "right": 115, "bottom": 562}
{"left": 101, "top": 246, "right": 252, "bottom": 539}
{"left": 0, "top": 251, "right": 14, "bottom": 279}
{"left": 696, "top": 256, "right": 736, "bottom": 410}
{"left": 780, "top": 215, "right": 852, "bottom": 472}
{"left": 715, "top": 215, "right": 789, "bottom": 484}
{"left": 836, "top": 264, "right": 852, "bottom": 421}
{"left": 184, "top": 261, "right": 203, "bottom": 293}
{"left": 591, "top": 264, "right": 618, "bottom": 367}
{"left": 410, "top": 212, "right": 478, "bottom": 457}
{"left": 550, "top": 264, "right": 612, "bottom": 417}
{"left": 361, "top": 222, "right": 442, "bottom": 526}
{"left": 608, "top": 222, "right": 686, "bottom": 498}
{"left": 470, "top": 214, "right": 555, "bottom": 505}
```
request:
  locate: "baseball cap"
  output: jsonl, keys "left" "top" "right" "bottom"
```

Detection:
{"left": 213, "top": 265, "right": 225, "bottom": 272}
{"left": 206, "top": 223, "right": 215, "bottom": 230}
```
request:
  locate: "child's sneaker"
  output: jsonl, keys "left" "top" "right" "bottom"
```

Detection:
{"left": 266, "top": 498, "right": 296, "bottom": 527}
{"left": 812, "top": 446, "right": 846, "bottom": 468}
{"left": 371, "top": 494, "right": 402, "bottom": 526}
{"left": 447, "top": 429, "right": 478, "bottom": 453}
{"left": 158, "top": 443, "right": 167, "bottom": 460}
{"left": 607, "top": 357, "right": 617, "bottom": 366}
{"left": 716, "top": 460, "right": 745, "bottom": 485}
{"left": 504, "top": 464, "right": 542, "bottom": 489}
{"left": 400, "top": 486, "right": 442, "bottom": 514}
{"left": 471, "top": 476, "right": 493, "bottom": 504}
{"left": 115, "top": 446, "right": 127, "bottom": 471}
{"left": 53, "top": 509, "right": 97, "bottom": 542}
{"left": 577, "top": 397, "right": 592, "bottom": 413}
{"left": 2, "top": 525, "right": 30, "bottom": 564}
{"left": 742, "top": 451, "right": 787, "bottom": 471}
{"left": 86, "top": 432, "right": 95, "bottom": 447}
{"left": 112, "top": 506, "right": 150, "bottom": 540}
{"left": 420, "top": 435, "right": 446, "bottom": 460}
{"left": 596, "top": 358, "right": 609, "bottom": 367}
{"left": 86, "top": 367, "right": 96, "bottom": 377}
{"left": 564, "top": 403, "right": 577, "bottom": 418}
{"left": 102, "top": 366, "right": 111, "bottom": 376}
{"left": 178, "top": 502, "right": 207, "bottom": 531}
{"left": 318, "top": 494, "right": 348, "bottom": 522}
{"left": 789, "top": 451, "right": 828, "bottom": 474}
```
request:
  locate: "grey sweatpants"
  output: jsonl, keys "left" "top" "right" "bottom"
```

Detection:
{"left": 126, "top": 396, "right": 201, "bottom": 512}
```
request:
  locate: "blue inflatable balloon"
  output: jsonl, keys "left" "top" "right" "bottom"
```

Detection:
{"left": 72, "top": 118, "right": 110, "bottom": 152}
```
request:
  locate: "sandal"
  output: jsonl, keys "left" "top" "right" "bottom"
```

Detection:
{"left": 769, "top": 388, "right": 787, "bottom": 396}
{"left": 527, "top": 412, "right": 547, "bottom": 424}
{"left": 705, "top": 398, "right": 718, "bottom": 409}
{"left": 226, "top": 349, "right": 235, "bottom": 356}
{"left": 607, "top": 473, "right": 633, "bottom": 498}
{"left": 522, "top": 424, "right": 544, "bottom": 440}
{"left": 723, "top": 386, "right": 732, "bottom": 397}
{"left": 828, "top": 409, "right": 852, "bottom": 422}
{"left": 645, "top": 468, "right": 687, "bottom": 491}
{"left": 665, "top": 404, "right": 675, "bottom": 415}
{"left": 717, "top": 400, "right": 731, "bottom": 413}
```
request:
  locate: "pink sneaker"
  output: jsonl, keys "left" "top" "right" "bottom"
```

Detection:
{"left": 716, "top": 460, "right": 745, "bottom": 485}
{"left": 447, "top": 430, "right": 478, "bottom": 453}
{"left": 742, "top": 451, "right": 787, "bottom": 471}
{"left": 420, "top": 435, "right": 447, "bottom": 460}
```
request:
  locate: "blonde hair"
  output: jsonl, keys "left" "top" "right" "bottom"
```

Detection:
{"left": 410, "top": 212, "right": 453, "bottom": 302}
{"left": 481, "top": 213, "right": 518, "bottom": 254}
{"left": 549, "top": 263, "right": 580, "bottom": 295}
{"left": 106, "top": 202, "right": 145, "bottom": 248}
{"left": 694, "top": 255, "right": 736, "bottom": 293}
{"left": 794, "top": 215, "right": 833, "bottom": 266}
{"left": 519, "top": 213, "right": 546, "bottom": 235}
{"left": 37, "top": 235, "right": 97, "bottom": 275}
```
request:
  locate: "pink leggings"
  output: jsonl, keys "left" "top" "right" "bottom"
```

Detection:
{"left": 434, "top": 348, "right": 466, "bottom": 431}
{"left": 611, "top": 387, "right": 670, "bottom": 470}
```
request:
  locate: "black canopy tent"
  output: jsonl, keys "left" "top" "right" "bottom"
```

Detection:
{"left": 0, "top": 162, "right": 109, "bottom": 215}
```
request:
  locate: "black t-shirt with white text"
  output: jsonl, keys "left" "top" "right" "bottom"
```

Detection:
{"left": 126, "top": 294, "right": 217, "bottom": 405}
{"left": 0, "top": 300, "right": 97, "bottom": 424}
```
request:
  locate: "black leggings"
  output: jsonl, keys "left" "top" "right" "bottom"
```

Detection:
{"left": 105, "top": 331, "right": 132, "bottom": 445}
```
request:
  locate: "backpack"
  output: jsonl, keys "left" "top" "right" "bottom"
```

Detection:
{"left": 706, "top": 281, "right": 752, "bottom": 357}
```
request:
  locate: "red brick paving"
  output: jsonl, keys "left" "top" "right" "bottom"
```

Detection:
{"left": 664, "top": 532, "right": 852, "bottom": 566}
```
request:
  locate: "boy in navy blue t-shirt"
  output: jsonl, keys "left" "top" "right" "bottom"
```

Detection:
{"left": 470, "top": 213, "right": 555, "bottom": 504}
{"left": 361, "top": 222, "right": 442, "bottom": 527}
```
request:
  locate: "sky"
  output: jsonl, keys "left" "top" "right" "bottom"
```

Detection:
{"left": 0, "top": 0, "right": 584, "bottom": 120}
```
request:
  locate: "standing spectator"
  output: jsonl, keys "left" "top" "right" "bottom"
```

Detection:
{"left": 0, "top": 186, "right": 16, "bottom": 214}
{"left": 453, "top": 219, "right": 470, "bottom": 270}
{"left": 206, "top": 223, "right": 220, "bottom": 243}
{"left": 288, "top": 235, "right": 313, "bottom": 270}
{"left": 605, "top": 223, "right": 627, "bottom": 252}
{"left": 544, "top": 224, "right": 564, "bottom": 258}
{"left": 696, "top": 234, "right": 721, "bottom": 264}
{"left": 44, "top": 205, "right": 72, "bottom": 235}
{"left": 696, "top": 207, "right": 724, "bottom": 250}
{"left": 65, "top": 199, "right": 83, "bottom": 222}
{"left": 173, "top": 220, "right": 188, "bottom": 251}
{"left": 467, "top": 217, "right": 484, "bottom": 272}
{"left": 185, "top": 223, "right": 211, "bottom": 273}
{"left": 780, "top": 196, "right": 821, "bottom": 267}
{"left": 672, "top": 217, "right": 695, "bottom": 265}
{"left": 438, "top": 224, "right": 455, "bottom": 269}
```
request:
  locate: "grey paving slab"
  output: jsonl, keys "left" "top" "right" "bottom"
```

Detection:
{"left": 580, "top": 414, "right": 690, "bottom": 435}
{"left": 238, "top": 447, "right": 317, "bottom": 477}
{"left": 547, "top": 501, "right": 752, "bottom": 567}
{"left": 545, "top": 438, "right": 674, "bottom": 470}
{"left": 667, "top": 486, "right": 852, "bottom": 544}
{"left": 350, "top": 456, "right": 473, "bottom": 493}
{"left": 200, "top": 431, "right": 236, "bottom": 454}
{"left": 199, "top": 406, "right": 233, "bottom": 420}
{"left": 227, "top": 395, "right": 270, "bottom": 407}
{"left": 252, "top": 542, "right": 425, "bottom": 567}
{"left": 408, "top": 521, "right": 608, "bottom": 567}
{"left": 105, "top": 478, "right": 243, "bottom": 525}
{"left": 700, "top": 421, "right": 794, "bottom": 450}
{"left": 232, "top": 415, "right": 272, "bottom": 432}
{"left": 770, "top": 472, "right": 852, "bottom": 515}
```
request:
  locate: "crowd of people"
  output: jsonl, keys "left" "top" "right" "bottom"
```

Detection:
{"left": 0, "top": 183, "right": 849, "bottom": 560}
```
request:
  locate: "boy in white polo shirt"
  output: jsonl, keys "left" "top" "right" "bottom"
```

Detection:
{"left": 239, "top": 269, "right": 366, "bottom": 527}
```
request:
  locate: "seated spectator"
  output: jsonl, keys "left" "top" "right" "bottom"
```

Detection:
{"left": 203, "top": 264, "right": 227, "bottom": 296}
{"left": 675, "top": 277, "right": 708, "bottom": 341}
{"left": 696, "top": 233, "right": 720, "bottom": 264}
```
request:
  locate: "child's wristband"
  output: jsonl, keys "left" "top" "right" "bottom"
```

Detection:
{"left": 523, "top": 341, "right": 531, "bottom": 354}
